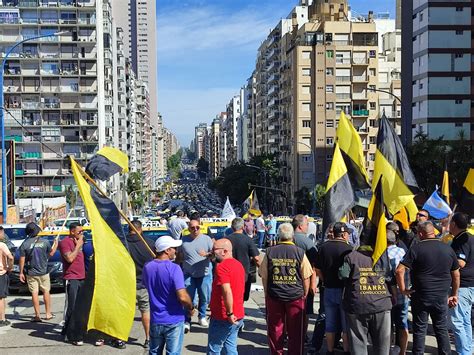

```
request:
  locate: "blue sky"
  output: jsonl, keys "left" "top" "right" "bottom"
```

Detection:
{"left": 157, "top": 0, "right": 396, "bottom": 146}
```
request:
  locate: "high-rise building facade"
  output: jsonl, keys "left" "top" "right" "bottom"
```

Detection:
{"left": 402, "top": 0, "right": 474, "bottom": 142}
{"left": 111, "top": 0, "right": 157, "bottom": 126}
{"left": 194, "top": 122, "right": 208, "bottom": 161}
{"left": 1, "top": 0, "right": 109, "bottom": 212}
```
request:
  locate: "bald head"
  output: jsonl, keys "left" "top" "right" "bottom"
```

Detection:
{"left": 213, "top": 238, "right": 233, "bottom": 262}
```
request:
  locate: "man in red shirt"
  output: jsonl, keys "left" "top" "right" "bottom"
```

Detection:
{"left": 58, "top": 222, "right": 86, "bottom": 345}
{"left": 207, "top": 238, "right": 245, "bottom": 355}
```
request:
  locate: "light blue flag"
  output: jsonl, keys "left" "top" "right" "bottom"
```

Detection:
{"left": 422, "top": 190, "right": 452, "bottom": 219}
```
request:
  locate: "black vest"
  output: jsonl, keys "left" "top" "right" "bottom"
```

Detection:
{"left": 342, "top": 250, "right": 392, "bottom": 315}
{"left": 267, "top": 243, "right": 305, "bottom": 302}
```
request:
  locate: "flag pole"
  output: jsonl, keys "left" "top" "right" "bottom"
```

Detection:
{"left": 72, "top": 159, "right": 156, "bottom": 258}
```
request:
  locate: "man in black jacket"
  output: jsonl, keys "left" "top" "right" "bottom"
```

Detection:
{"left": 126, "top": 220, "right": 156, "bottom": 349}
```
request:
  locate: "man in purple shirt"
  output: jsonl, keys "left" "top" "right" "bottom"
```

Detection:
{"left": 142, "top": 236, "right": 194, "bottom": 355}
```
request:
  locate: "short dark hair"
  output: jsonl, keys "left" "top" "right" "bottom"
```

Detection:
{"left": 292, "top": 214, "right": 306, "bottom": 230}
{"left": 131, "top": 219, "right": 142, "bottom": 230}
{"left": 451, "top": 212, "right": 469, "bottom": 230}
{"left": 177, "top": 210, "right": 184, "bottom": 218}
{"left": 0, "top": 226, "right": 3, "bottom": 231}
{"left": 69, "top": 222, "right": 81, "bottom": 232}
{"left": 418, "top": 209, "right": 430, "bottom": 218}
{"left": 190, "top": 211, "right": 200, "bottom": 221}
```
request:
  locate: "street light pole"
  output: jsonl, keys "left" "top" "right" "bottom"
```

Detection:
{"left": 1, "top": 31, "right": 68, "bottom": 222}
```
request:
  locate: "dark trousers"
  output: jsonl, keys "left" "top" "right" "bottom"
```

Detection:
{"left": 63, "top": 279, "right": 84, "bottom": 335}
{"left": 411, "top": 296, "right": 451, "bottom": 355}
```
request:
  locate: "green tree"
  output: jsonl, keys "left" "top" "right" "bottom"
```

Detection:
{"left": 197, "top": 157, "right": 209, "bottom": 179}
{"left": 294, "top": 187, "right": 312, "bottom": 215}
{"left": 313, "top": 184, "right": 326, "bottom": 216}
{"left": 167, "top": 149, "right": 183, "bottom": 181}
{"left": 126, "top": 172, "right": 144, "bottom": 213}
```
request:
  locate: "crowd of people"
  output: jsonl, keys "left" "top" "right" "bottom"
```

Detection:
{"left": 0, "top": 209, "right": 473, "bottom": 355}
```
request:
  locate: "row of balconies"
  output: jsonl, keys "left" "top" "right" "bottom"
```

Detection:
{"left": 18, "top": 118, "right": 98, "bottom": 126}
{"left": 6, "top": 101, "right": 98, "bottom": 109}
{"left": 4, "top": 84, "right": 97, "bottom": 94}
{"left": 6, "top": 0, "right": 96, "bottom": 8}
{"left": 4, "top": 50, "right": 97, "bottom": 60}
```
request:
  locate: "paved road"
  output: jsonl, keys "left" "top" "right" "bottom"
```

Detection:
{"left": 0, "top": 279, "right": 455, "bottom": 354}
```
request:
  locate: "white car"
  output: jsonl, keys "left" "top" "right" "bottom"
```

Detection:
{"left": 1, "top": 224, "right": 28, "bottom": 248}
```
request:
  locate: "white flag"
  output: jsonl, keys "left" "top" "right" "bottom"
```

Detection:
{"left": 221, "top": 197, "right": 236, "bottom": 220}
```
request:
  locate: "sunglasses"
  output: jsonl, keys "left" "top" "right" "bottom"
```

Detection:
{"left": 76, "top": 230, "right": 84, "bottom": 234}
{"left": 189, "top": 226, "right": 200, "bottom": 230}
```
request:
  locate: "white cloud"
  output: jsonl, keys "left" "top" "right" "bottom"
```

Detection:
{"left": 158, "top": 87, "right": 239, "bottom": 145}
{"left": 157, "top": 6, "right": 275, "bottom": 58}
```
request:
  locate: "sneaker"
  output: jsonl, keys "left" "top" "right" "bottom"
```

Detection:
{"left": 0, "top": 320, "right": 11, "bottom": 327}
{"left": 95, "top": 339, "right": 105, "bottom": 346}
{"left": 111, "top": 339, "right": 126, "bottom": 349}
{"left": 72, "top": 341, "right": 84, "bottom": 346}
{"left": 184, "top": 322, "right": 191, "bottom": 334}
{"left": 143, "top": 339, "right": 150, "bottom": 349}
{"left": 198, "top": 318, "right": 209, "bottom": 327}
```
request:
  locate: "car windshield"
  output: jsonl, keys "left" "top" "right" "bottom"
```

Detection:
{"left": 53, "top": 220, "right": 81, "bottom": 228}
{"left": 3, "top": 227, "right": 27, "bottom": 240}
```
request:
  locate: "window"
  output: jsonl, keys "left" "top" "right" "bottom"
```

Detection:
{"left": 326, "top": 154, "right": 333, "bottom": 161}
{"left": 302, "top": 120, "right": 311, "bottom": 128}
{"left": 302, "top": 68, "right": 311, "bottom": 76}
{"left": 456, "top": 7, "right": 463, "bottom": 12}
{"left": 325, "top": 33, "right": 333, "bottom": 42}
{"left": 302, "top": 85, "right": 311, "bottom": 94}
{"left": 326, "top": 102, "right": 334, "bottom": 110}
{"left": 369, "top": 50, "right": 376, "bottom": 58}
{"left": 326, "top": 137, "right": 334, "bottom": 145}
{"left": 369, "top": 102, "right": 376, "bottom": 110}
{"left": 302, "top": 102, "right": 311, "bottom": 112}
{"left": 369, "top": 119, "right": 377, "bottom": 127}
{"left": 455, "top": 123, "right": 463, "bottom": 127}
{"left": 326, "top": 68, "right": 334, "bottom": 75}
{"left": 456, "top": 30, "right": 464, "bottom": 35}
{"left": 412, "top": 13, "right": 417, "bottom": 19}
{"left": 419, "top": 83, "right": 423, "bottom": 89}
{"left": 369, "top": 153, "right": 375, "bottom": 161}
{"left": 455, "top": 53, "right": 464, "bottom": 58}
{"left": 412, "top": 36, "right": 417, "bottom": 42}
{"left": 302, "top": 51, "right": 311, "bottom": 59}
{"left": 326, "top": 50, "right": 334, "bottom": 58}
{"left": 326, "top": 120, "right": 334, "bottom": 128}
{"left": 455, "top": 100, "right": 463, "bottom": 104}
{"left": 326, "top": 85, "right": 334, "bottom": 93}
{"left": 456, "top": 77, "right": 463, "bottom": 81}
{"left": 419, "top": 13, "right": 423, "bottom": 21}
{"left": 369, "top": 136, "right": 376, "bottom": 144}
{"left": 369, "top": 68, "right": 376, "bottom": 76}
{"left": 302, "top": 155, "right": 312, "bottom": 163}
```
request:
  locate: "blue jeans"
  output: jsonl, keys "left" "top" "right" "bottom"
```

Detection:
{"left": 324, "top": 287, "right": 346, "bottom": 333}
{"left": 450, "top": 286, "right": 474, "bottom": 355}
{"left": 207, "top": 318, "right": 243, "bottom": 355}
{"left": 257, "top": 231, "right": 265, "bottom": 248}
{"left": 149, "top": 322, "right": 184, "bottom": 355}
{"left": 185, "top": 275, "right": 209, "bottom": 321}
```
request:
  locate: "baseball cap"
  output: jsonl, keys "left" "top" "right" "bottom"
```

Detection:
{"left": 155, "top": 236, "right": 182, "bottom": 252}
{"left": 333, "top": 222, "right": 348, "bottom": 235}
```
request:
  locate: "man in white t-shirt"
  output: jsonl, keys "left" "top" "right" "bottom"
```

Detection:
{"left": 256, "top": 215, "right": 266, "bottom": 249}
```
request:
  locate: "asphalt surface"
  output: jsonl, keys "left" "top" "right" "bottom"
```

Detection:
{"left": 0, "top": 274, "right": 456, "bottom": 354}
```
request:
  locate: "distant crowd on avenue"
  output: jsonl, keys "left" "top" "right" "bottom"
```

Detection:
{"left": 0, "top": 208, "right": 473, "bottom": 355}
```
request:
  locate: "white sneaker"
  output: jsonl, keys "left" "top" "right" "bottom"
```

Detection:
{"left": 184, "top": 322, "right": 191, "bottom": 334}
{"left": 198, "top": 317, "right": 209, "bottom": 327}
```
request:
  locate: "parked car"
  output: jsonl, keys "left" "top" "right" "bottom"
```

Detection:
{"left": 1, "top": 224, "right": 28, "bottom": 249}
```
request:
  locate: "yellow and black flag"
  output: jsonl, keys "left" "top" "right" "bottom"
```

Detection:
{"left": 459, "top": 165, "right": 474, "bottom": 218}
{"left": 85, "top": 146, "right": 129, "bottom": 181}
{"left": 323, "top": 143, "right": 355, "bottom": 231}
{"left": 243, "top": 189, "right": 262, "bottom": 217}
{"left": 70, "top": 156, "right": 136, "bottom": 341}
{"left": 336, "top": 111, "right": 370, "bottom": 190}
{"left": 360, "top": 177, "right": 387, "bottom": 267}
{"left": 441, "top": 159, "right": 450, "bottom": 205}
{"left": 373, "top": 114, "right": 419, "bottom": 215}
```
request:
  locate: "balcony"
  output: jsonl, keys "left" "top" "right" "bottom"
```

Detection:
{"left": 22, "top": 102, "right": 40, "bottom": 109}
{"left": 335, "top": 76, "right": 351, "bottom": 83}
{"left": 352, "top": 110, "right": 369, "bottom": 116}
{"left": 335, "top": 58, "right": 351, "bottom": 65}
{"left": 79, "top": 102, "right": 97, "bottom": 109}
{"left": 19, "top": 1, "right": 39, "bottom": 7}
{"left": 352, "top": 57, "right": 368, "bottom": 65}
{"left": 43, "top": 102, "right": 60, "bottom": 108}
{"left": 353, "top": 92, "right": 367, "bottom": 100}
{"left": 353, "top": 75, "right": 368, "bottom": 82}
{"left": 336, "top": 93, "right": 351, "bottom": 100}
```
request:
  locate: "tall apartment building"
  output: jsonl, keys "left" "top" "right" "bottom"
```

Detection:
{"left": 279, "top": 0, "right": 379, "bottom": 208}
{"left": 135, "top": 80, "right": 152, "bottom": 187}
{"left": 225, "top": 93, "right": 243, "bottom": 165}
{"left": 194, "top": 122, "right": 208, "bottom": 160}
{"left": 209, "top": 116, "right": 221, "bottom": 178}
{"left": 218, "top": 112, "right": 228, "bottom": 172}
{"left": 163, "top": 128, "right": 179, "bottom": 160}
{"left": 111, "top": 0, "right": 157, "bottom": 126}
{"left": 125, "top": 58, "right": 139, "bottom": 171}
{"left": 378, "top": 28, "right": 401, "bottom": 134}
{"left": 402, "top": 0, "right": 474, "bottom": 142}
{"left": 237, "top": 86, "right": 250, "bottom": 163}
{"left": 0, "top": 0, "right": 111, "bottom": 212}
